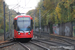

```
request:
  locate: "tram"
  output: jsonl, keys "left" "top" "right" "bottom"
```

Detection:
{"left": 13, "top": 15, "right": 33, "bottom": 42}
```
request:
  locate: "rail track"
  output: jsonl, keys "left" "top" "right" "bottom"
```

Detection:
{"left": 31, "top": 39, "right": 74, "bottom": 50}
{"left": 50, "top": 35, "right": 75, "bottom": 45}
{"left": 30, "top": 41, "right": 50, "bottom": 50}
{"left": 0, "top": 41, "right": 17, "bottom": 48}
{"left": 0, "top": 31, "right": 75, "bottom": 50}
{"left": 18, "top": 39, "right": 74, "bottom": 50}
{"left": 34, "top": 32, "right": 75, "bottom": 45}
{"left": 0, "top": 39, "right": 74, "bottom": 50}
{"left": 18, "top": 41, "right": 50, "bottom": 50}
{"left": 33, "top": 39, "right": 71, "bottom": 46}
{"left": 18, "top": 42, "right": 30, "bottom": 50}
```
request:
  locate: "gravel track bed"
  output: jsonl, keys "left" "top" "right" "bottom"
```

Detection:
{"left": 30, "top": 40, "right": 72, "bottom": 50}
{"left": 23, "top": 42, "right": 45, "bottom": 50}
{"left": 34, "top": 32, "right": 75, "bottom": 45}
{"left": 33, "top": 35, "right": 71, "bottom": 45}
{"left": 0, "top": 43, "right": 26, "bottom": 50}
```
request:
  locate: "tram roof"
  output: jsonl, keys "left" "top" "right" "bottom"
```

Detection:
{"left": 14, "top": 15, "right": 33, "bottom": 20}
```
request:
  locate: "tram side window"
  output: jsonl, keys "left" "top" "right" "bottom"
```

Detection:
{"left": 14, "top": 20, "right": 17, "bottom": 30}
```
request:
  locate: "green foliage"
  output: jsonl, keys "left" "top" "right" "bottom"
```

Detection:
{"left": 0, "top": 0, "right": 17, "bottom": 32}
{"left": 0, "top": 0, "right": 4, "bottom": 30}
{"left": 0, "top": 29, "right": 4, "bottom": 33}
{"left": 27, "top": 0, "right": 75, "bottom": 26}
{"left": 51, "top": 0, "right": 75, "bottom": 24}
{"left": 26, "top": 9, "right": 39, "bottom": 26}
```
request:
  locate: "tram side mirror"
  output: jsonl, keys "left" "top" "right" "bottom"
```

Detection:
{"left": 28, "top": 26, "right": 31, "bottom": 32}
{"left": 13, "top": 21, "right": 14, "bottom": 25}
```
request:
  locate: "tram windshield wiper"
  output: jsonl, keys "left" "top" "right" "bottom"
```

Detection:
{"left": 20, "top": 30, "right": 25, "bottom": 33}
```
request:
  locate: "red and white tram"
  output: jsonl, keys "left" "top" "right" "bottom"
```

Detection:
{"left": 13, "top": 15, "right": 33, "bottom": 42}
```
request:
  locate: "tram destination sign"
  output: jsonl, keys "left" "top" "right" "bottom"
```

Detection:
{"left": 18, "top": 17, "right": 30, "bottom": 21}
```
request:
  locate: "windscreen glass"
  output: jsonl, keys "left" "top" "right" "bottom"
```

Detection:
{"left": 17, "top": 17, "right": 31, "bottom": 31}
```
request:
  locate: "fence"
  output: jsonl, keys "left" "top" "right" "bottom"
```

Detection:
{"left": 35, "top": 22, "right": 75, "bottom": 37}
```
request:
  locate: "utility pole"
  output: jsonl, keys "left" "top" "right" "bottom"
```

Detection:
{"left": 8, "top": 10, "right": 11, "bottom": 38}
{"left": 3, "top": 1, "right": 6, "bottom": 41}
{"left": 39, "top": 9, "right": 41, "bottom": 36}
{"left": 34, "top": 10, "right": 35, "bottom": 31}
{"left": 9, "top": 10, "right": 10, "bottom": 33}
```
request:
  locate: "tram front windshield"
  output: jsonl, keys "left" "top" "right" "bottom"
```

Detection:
{"left": 17, "top": 17, "right": 31, "bottom": 31}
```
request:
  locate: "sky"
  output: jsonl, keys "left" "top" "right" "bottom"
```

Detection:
{"left": 5, "top": 0, "right": 40, "bottom": 13}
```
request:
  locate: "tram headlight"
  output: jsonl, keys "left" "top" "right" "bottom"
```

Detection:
{"left": 28, "top": 32, "right": 30, "bottom": 35}
{"left": 18, "top": 32, "right": 20, "bottom": 35}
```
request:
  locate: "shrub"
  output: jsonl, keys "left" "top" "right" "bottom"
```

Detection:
{"left": 0, "top": 29, "right": 4, "bottom": 35}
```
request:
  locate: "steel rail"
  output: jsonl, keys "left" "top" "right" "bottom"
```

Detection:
{"left": 33, "top": 39, "right": 71, "bottom": 46}
{"left": 34, "top": 32, "right": 75, "bottom": 45}
{"left": 50, "top": 35, "right": 75, "bottom": 45}
{"left": 0, "top": 41, "right": 12, "bottom": 45}
{"left": 30, "top": 41, "right": 50, "bottom": 50}
{"left": 18, "top": 42, "right": 30, "bottom": 50}
{"left": 50, "top": 35, "right": 75, "bottom": 41}
{"left": 32, "top": 39, "right": 56, "bottom": 46}
{"left": 34, "top": 31, "right": 75, "bottom": 41}
{"left": 0, "top": 40, "right": 14, "bottom": 45}
{"left": 0, "top": 42, "right": 16, "bottom": 48}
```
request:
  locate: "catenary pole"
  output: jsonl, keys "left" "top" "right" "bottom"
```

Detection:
{"left": 8, "top": 9, "right": 11, "bottom": 38}
{"left": 34, "top": 10, "right": 35, "bottom": 31}
{"left": 3, "top": 1, "right": 6, "bottom": 41}
{"left": 39, "top": 9, "right": 41, "bottom": 37}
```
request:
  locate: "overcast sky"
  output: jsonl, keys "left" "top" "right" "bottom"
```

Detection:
{"left": 5, "top": 0, "right": 40, "bottom": 13}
